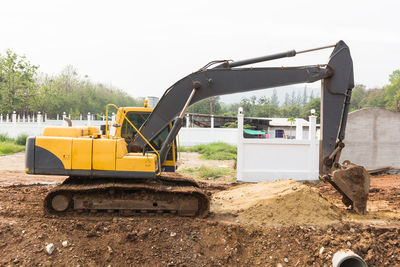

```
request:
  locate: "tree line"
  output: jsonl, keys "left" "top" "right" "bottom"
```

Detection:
{"left": 0, "top": 49, "right": 143, "bottom": 119}
{"left": 1, "top": 49, "right": 399, "bottom": 121}
{"left": 188, "top": 89, "right": 321, "bottom": 121}
{"left": 349, "top": 71, "right": 400, "bottom": 111}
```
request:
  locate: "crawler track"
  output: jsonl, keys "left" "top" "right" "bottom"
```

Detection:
{"left": 44, "top": 175, "right": 210, "bottom": 218}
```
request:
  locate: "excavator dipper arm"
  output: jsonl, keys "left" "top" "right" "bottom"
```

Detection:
{"left": 133, "top": 40, "right": 369, "bottom": 214}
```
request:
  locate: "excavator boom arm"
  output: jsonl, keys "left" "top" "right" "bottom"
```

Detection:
{"left": 135, "top": 41, "right": 352, "bottom": 174}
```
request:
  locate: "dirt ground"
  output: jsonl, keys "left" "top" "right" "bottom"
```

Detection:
{"left": 177, "top": 152, "right": 236, "bottom": 182}
{"left": 178, "top": 152, "right": 235, "bottom": 170}
{"left": 0, "top": 153, "right": 65, "bottom": 186}
{"left": 0, "top": 153, "right": 400, "bottom": 266}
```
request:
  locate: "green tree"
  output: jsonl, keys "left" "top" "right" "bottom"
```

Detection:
{"left": 283, "top": 92, "right": 290, "bottom": 106}
{"left": 290, "top": 91, "right": 296, "bottom": 105}
{"left": 301, "top": 97, "right": 321, "bottom": 122}
{"left": 188, "top": 96, "right": 221, "bottom": 115}
{"left": 287, "top": 117, "right": 295, "bottom": 138}
{"left": 280, "top": 105, "right": 301, "bottom": 118}
{"left": 271, "top": 89, "right": 279, "bottom": 106}
{"left": 295, "top": 91, "right": 303, "bottom": 106}
{"left": 255, "top": 103, "right": 280, "bottom": 117}
{"left": 309, "top": 90, "right": 314, "bottom": 101}
{"left": 384, "top": 70, "right": 400, "bottom": 111}
{"left": 360, "top": 88, "right": 385, "bottom": 109}
{"left": 34, "top": 66, "right": 142, "bottom": 118}
{"left": 220, "top": 102, "right": 240, "bottom": 116}
{"left": 0, "top": 49, "right": 38, "bottom": 114}
{"left": 302, "top": 86, "right": 308, "bottom": 106}
{"left": 0, "top": 49, "right": 152, "bottom": 117}
{"left": 236, "top": 97, "right": 257, "bottom": 116}
{"left": 349, "top": 84, "right": 366, "bottom": 111}
{"left": 253, "top": 96, "right": 279, "bottom": 117}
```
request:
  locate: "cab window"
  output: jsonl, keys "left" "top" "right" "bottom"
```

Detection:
{"left": 150, "top": 127, "right": 169, "bottom": 149}
{"left": 121, "top": 112, "right": 150, "bottom": 139}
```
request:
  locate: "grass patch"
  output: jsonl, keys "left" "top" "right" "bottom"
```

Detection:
{"left": 0, "top": 141, "right": 25, "bottom": 156}
{"left": 178, "top": 146, "right": 189, "bottom": 152}
{"left": 182, "top": 142, "right": 237, "bottom": 160}
{"left": 0, "top": 134, "right": 27, "bottom": 155}
{"left": 0, "top": 133, "right": 11, "bottom": 142}
{"left": 180, "top": 165, "right": 232, "bottom": 180}
{"left": 15, "top": 134, "right": 28, "bottom": 146}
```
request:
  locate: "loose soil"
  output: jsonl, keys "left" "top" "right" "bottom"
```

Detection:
{"left": 235, "top": 186, "right": 339, "bottom": 226}
{"left": 0, "top": 153, "right": 399, "bottom": 266}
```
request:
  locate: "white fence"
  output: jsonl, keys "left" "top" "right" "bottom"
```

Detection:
{"left": 0, "top": 112, "right": 106, "bottom": 139}
{"left": 236, "top": 108, "right": 319, "bottom": 182}
{"left": 178, "top": 114, "right": 316, "bottom": 146}
{"left": 178, "top": 128, "right": 237, "bottom": 146}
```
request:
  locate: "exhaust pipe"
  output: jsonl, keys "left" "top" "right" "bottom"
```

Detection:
{"left": 64, "top": 117, "right": 72, "bottom": 127}
{"left": 332, "top": 250, "right": 368, "bottom": 267}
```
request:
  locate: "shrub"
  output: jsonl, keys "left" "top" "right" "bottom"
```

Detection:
{"left": 0, "top": 133, "right": 10, "bottom": 142}
{"left": 187, "top": 142, "right": 237, "bottom": 160}
{"left": 15, "top": 134, "right": 28, "bottom": 146}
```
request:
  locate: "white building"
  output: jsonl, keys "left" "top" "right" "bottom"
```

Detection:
{"left": 266, "top": 118, "right": 320, "bottom": 139}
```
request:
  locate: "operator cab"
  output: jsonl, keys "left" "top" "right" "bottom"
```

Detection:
{"left": 119, "top": 108, "right": 151, "bottom": 144}
{"left": 114, "top": 107, "right": 178, "bottom": 172}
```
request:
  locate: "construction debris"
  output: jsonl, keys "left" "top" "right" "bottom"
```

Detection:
{"left": 367, "top": 166, "right": 392, "bottom": 175}
{"left": 45, "top": 243, "right": 55, "bottom": 255}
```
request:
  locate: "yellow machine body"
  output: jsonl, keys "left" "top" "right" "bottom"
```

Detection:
{"left": 25, "top": 106, "right": 178, "bottom": 178}
{"left": 42, "top": 126, "right": 99, "bottom": 138}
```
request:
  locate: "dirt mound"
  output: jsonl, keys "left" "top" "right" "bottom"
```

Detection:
{"left": 212, "top": 180, "right": 341, "bottom": 225}
{"left": 239, "top": 187, "right": 340, "bottom": 225}
{"left": 212, "top": 179, "right": 305, "bottom": 211}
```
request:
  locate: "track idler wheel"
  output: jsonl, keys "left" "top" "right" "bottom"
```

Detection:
{"left": 50, "top": 193, "right": 71, "bottom": 212}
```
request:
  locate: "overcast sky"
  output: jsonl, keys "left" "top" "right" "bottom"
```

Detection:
{"left": 1, "top": 0, "right": 399, "bottom": 100}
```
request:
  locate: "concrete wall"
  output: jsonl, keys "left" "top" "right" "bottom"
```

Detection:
{"left": 341, "top": 108, "right": 400, "bottom": 170}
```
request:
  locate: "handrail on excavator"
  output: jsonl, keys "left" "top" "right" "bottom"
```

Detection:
{"left": 105, "top": 104, "right": 161, "bottom": 175}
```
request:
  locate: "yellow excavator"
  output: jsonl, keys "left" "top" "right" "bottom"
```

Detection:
{"left": 25, "top": 41, "right": 370, "bottom": 217}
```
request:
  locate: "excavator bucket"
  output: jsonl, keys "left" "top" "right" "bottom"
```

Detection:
{"left": 328, "top": 162, "right": 370, "bottom": 214}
